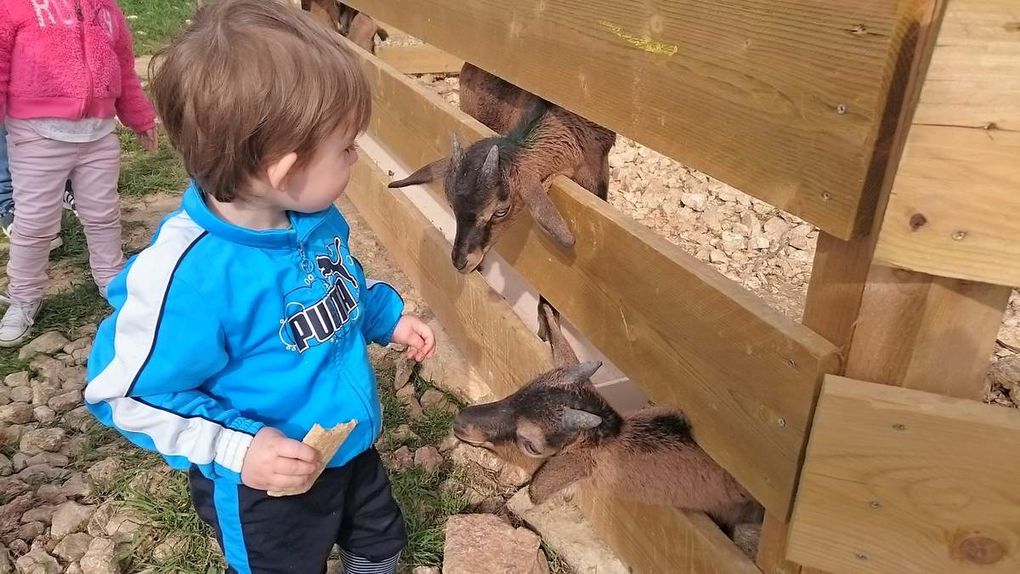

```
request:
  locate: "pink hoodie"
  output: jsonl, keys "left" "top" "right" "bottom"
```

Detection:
{"left": 0, "top": 0, "right": 155, "bottom": 134}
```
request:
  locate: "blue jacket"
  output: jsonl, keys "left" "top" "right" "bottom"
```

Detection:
{"left": 85, "top": 184, "right": 404, "bottom": 483}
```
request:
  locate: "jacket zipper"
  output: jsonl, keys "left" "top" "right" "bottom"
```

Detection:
{"left": 74, "top": 0, "right": 93, "bottom": 119}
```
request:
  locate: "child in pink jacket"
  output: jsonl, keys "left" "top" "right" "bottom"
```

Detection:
{"left": 0, "top": 0, "right": 157, "bottom": 346}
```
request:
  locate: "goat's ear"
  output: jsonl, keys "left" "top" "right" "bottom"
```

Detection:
{"left": 561, "top": 407, "right": 603, "bottom": 431}
{"left": 481, "top": 144, "right": 499, "bottom": 178}
{"left": 520, "top": 177, "right": 575, "bottom": 248}
{"left": 387, "top": 157, "right": 449, "bottom": 189}
{"left": 451, "top": 133, "right": 465, "bottom": 167}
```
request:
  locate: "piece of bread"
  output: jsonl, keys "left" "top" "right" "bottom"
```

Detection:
{"left": 267, "top": 420, "right": 358, "bottom": 497}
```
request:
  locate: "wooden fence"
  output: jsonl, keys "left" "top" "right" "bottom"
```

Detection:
{"left": 321, "top": 1, "right": 1019, "bottom": 572}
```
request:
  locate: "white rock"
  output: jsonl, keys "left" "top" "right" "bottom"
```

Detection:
{"left": 18, "top": 332, "right": 70, "bottom": 360}
{"left": 79, "top": 538, "right": 119, "bottom": 574}
{"left": 13, "top": 547, "right": 60, "bottom": 574}
{"left": 51, "top": 502, "right": 97, "bottom": 540}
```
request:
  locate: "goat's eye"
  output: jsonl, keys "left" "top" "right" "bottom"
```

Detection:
{"left": 521, "top": 438, "right": 541, "bottom": 456}
{"left": 493, "top": 206, "right": 510, "bottom": 220}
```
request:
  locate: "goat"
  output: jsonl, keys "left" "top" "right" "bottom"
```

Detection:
{"left": 388, "top": 64, "right": 615, "bottom": 273}
{"left": 336, "top": 3, "right": 387, "bottom": 53}
{"left": 453, "top": 302, "right": 763, "bottom": 536}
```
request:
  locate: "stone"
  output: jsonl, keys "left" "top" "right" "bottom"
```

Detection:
{"left": 18, "top": 332, "right": 70, "bottom": 360}
{"left": 679, "top": 192, "right": 707, "bottom": 212}
{"left": 450, "top": 443, "right": 504, "bottom": 474}
{"left": 0, "top": 546, "right": 11, "bottom": 574}
{"left": 8, "top": 387, "right": 32, "bottom": 404}
{"left": 28, "top": 358, "right": 65, "bottom": 386}
{"left": 443, "top": 514, "right": 548, "bottom": 574}
{"left": 4, "top": 372, "right": 30, "bottom": 387}
{"left": 13, "top": 547, "right": 60, "bottom": 574}
{"left": 402, "top": 396, "right": 424, "bottom": 420}
{"left": 438, "top": 432, "right": 459, "bottom": 453}
{"left": 20, "top": 506, "right": 55, "bottom": 525}
{"left": 412, "top": 568, "right": 441, "bottom": 574}
{"left": 30, "top": 382, "right": 60, "bottom": 407}
{"left": 507, "top": 490, "right": 629, "bottom": 574}
{"left": 0, "top": 404, "right": 32, "bottom": 425}
{"left": 19, "top": 429, "right": 64, "bottom": 455}
{"left": 389, "top": 424, "right": 419, "bottom": 445}
{"left": 48, "top": 390, "right": 82, "bottom": 414}
{"left": 79, "top": 538, "right": 119, "bottom": 574}
{"left": 63, "top": 338, "right": 91, "bottom": 356}
{"left": 709, "top": 249, "right": 727, "bottom": 264}
{"left": 87, "top": 459, "right": 122, "bottom": 489}
{"left": 62, "top": 473, "right": 93, "bottom": 499}
{"left": 66, "top": 565, "right": 84, "bottom": 574}
{"left": 99, "top": 511, "right": 144, "bottom": 545}
{"left": 393, "top": 356, "right": 414, "bottom": 391}
{"left": 395, "top": 384, "right": 416, "bottom": 401}
{"left": 0, "top": 455, "right": 11, "bottom": 477}
{"left": 763, "top": 216, "right": 790, "bottom": 242}
{"left": 26, "top": 453, "right": 68, "bottom": 468}
{"left": 10, "top": 453, "right": 28, "bottom": 473}
{"left": 7, "top": 540, "right": 28, "bottom": 557}
{"left": 391, "top": 447, "right": 413, "bottom": 471}
{"left": 325, "top": 559, "right": 341, "bottom": 574}
{"left": 17, "top": 521, "right": 46, "bottom": 542}
{"left": 420, "top": 389, "right": 456, "bottom": 414}
{"left": 31, "top": 407, "right": 55, "bottom": 424}
{"left": 498, "top": 464, "right": 531, "bottom": 489}
{"left": 151, "top": 535, "right": 185, "bottom": 561}
{"left": 413, "top": 446, "right": 443, "bottom": 473}
{"left": 63, "top": 407, "right": 92, "bottom": 433}
{"left": 35, "top": 485, "right": 66, "bottom": 505}
{"left": 51, "top": 502, "right": 96, "bottom": 540}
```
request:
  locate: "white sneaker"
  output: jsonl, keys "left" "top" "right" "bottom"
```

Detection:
{"left": 0, "top": 299, "right": 42, "bottom": 347}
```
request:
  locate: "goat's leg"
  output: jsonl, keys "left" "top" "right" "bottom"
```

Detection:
{"left": 537, "top": 298, "right": 579, "bottom": 368}
{"left": 528, "top": 451, "right": 593, "bottom": 504}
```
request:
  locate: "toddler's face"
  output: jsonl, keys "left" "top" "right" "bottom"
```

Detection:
{"left": 281, "top": 126, "right": 360, "bottom": 213}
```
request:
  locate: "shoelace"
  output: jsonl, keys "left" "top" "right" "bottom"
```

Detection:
{"left": 1, "top": 303, "right": 37, "bottom": 330}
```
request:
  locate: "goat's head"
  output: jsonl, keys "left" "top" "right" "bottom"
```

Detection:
{"left": 388, "top": 134, "right": 575, "bottom": 273}
{"left": 453, "top": 360, "right": 621, "bottom": 467}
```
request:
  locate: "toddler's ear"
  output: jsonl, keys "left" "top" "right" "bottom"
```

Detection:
{"left": 266, "top": 152, "right": 299, "bottom": 191}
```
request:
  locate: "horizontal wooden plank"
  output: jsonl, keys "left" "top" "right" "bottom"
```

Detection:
{"left": 789, "top": 375, "right": 1020, "bottom": 574}
{"left": 875, "top": 0, "right": 1020, "bottom": 286}
{"left": 353, "top": 41, "right": 842, "bottom": 519}
{"left": 346, "top": 0, "right": 932, "bottom": 239}
{"left": 376, "top": 44, "right": 463, "bottom": 75}
{"left": 346, "top": 148, "right": 756, "bottom": 574}
{"left": 576, "top": 487, "right": 761, "bottom": 574}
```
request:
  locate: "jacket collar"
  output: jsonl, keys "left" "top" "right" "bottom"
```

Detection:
{"left": 181, "top": 181, "right": 329, "bottom": 249}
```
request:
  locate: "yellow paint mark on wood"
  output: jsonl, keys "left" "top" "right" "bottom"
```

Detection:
{"left": 599, "top": 21, "right": 678, "bottom": 56}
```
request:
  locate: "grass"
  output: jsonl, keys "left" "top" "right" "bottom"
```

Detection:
{"left": 119, "top": 0, "right": 197, "bottom": 55}
{"left": 117, "top": 127, "right": 188, "bottom": 199}
{"left": 390, "top": 465, "right": 469, "bottom": 567}
{"left": 33, "top": 282, "right": 110, "bottom": 337}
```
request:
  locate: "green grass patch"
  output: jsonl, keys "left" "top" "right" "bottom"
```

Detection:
{"left": 119, "top": 0, "right": 196, "bottom": 55}
{"left": 390, "top": 465, "right": 469, "bottom": 567}
{"left": 0, "top": 347, "right": 30, "bottom": 379}
{"left": 118, "top": 127, "right": 188, "bottom": 199}
{"left": 33, "top": 282, "right": 109, "bottom": 337}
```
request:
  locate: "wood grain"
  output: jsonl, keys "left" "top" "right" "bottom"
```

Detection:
{"left": 346, "top": 0, "right": 934, "bottom": 238}
{"left": 353, "top": 41, "right": 841, "bottom": 519}
{"left": 875, "top": 0, "right": 1020, "bottom": 286}
{"left": 788, "top": 376, "right": 1020, "bottom": 574}
{"left": 376, "top": 44, "right": 463, "bottom": 75}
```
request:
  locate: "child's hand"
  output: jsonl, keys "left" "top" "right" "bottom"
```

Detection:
{"left": 241, "top": 427, "right": 320, "bottom": 492}
{"left": 137, "top": 128, "right": 158, "bottom": 152}
{"left": 391, "top": 315, "right": 436, "bottom": 362}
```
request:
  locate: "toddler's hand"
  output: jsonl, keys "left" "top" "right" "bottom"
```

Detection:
{"left": 391, "top": 315, "right": 436, "bottom": 362}
{"left": 241, "top": 427, "right": 320, "bottom": 492}
{"left": 137, "top": 128, "right": 158, "bottom": 152}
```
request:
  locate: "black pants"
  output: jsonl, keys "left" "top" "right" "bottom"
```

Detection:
{"left": 189, "top": 448, "right": 407, "bottom": 573}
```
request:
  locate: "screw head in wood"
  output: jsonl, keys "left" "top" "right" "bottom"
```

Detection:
{"left": 836, "top": 104, "right": 848, "bottom": 114}
{"left": 952, "top": 230, "right": 967, "bottom": 241}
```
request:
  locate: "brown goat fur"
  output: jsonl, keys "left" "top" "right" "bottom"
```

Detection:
{"left": 389, "top": 64, "right": 615, "bottom": 273}
{"left": 336, "top": 3, "right": 387, "bottom": 53}
{"left": 454, "top": 302, "right": 763, "bottom": 535}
